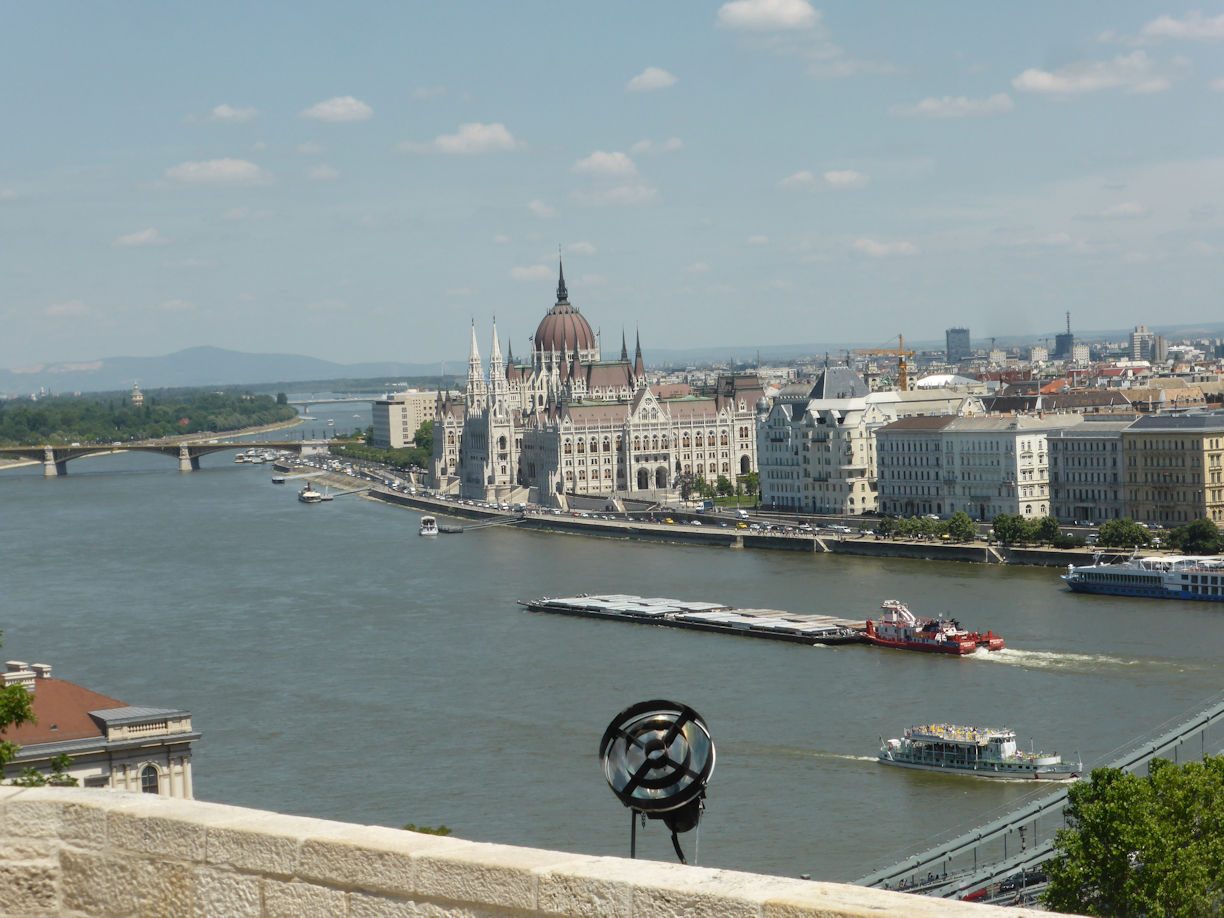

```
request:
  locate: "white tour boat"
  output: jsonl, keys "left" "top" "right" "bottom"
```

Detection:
{"left": 298, "top": 483, "right": 324, "bottom": 504}
{"left": 879, "top": 724, "right": 1081, "bottom": 781}
{"left": 419, "top": 516, "right": 439, "bottom": 537}
{"left": 1063, "top": 552, "right": 1224, "bottom": 601}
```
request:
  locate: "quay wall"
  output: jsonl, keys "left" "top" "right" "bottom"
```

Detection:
{"left": 0, "top": 785, "right": 1055, "bottom": 918}
{"left": 364, "top": 486, "right": 1096, "bottom": 568}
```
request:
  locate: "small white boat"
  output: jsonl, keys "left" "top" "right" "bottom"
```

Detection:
{"left": 271, "top": 475, "right": 286, "bottom": 484}
{"left": 419, "top": 516, "right": 439, "bottom": 537}
{"left": 298, "top": 484, "right": 324, "bottom": 504}
{"left": 879, "top": 724, "right": 1081, "bottom": 781}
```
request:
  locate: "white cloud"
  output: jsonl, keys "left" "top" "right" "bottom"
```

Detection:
{"left": 890, "top": 93, "right": 1014, "bottom": 118}
{"left": 1140, "top": 11, "right": 1224, "bottom": 42}
{"left": 630, "top": 137, "right": 684, "bottom": 155}
{"left": 853, "top": 238, "right": 918, "bottom": 257}
{"left": 158, "top": 298, "right": 195, "bottom": 312}
{"left": 528, "top": 200, "right": 556, "bottom": 218}
{"left": 686, "top": 262, "right": 711, "bottom": 273}
{"left": 747, "top": 234, "right": 769, "bottom": 245}
{"left": 297, "top": 141, "right": 325, "bottom": 155}
{"left": 250, "top": 141, "right": 267, "bottom": 151}
{"left": 570, "top": 183, "right": 658, "bottom": 206}
{"left": 568, "top": 241, "right": 596, "bottom": 255}
{"left": 492, "top": 234, "right": 510, "bottom": 244}
{"left": 717, "top": 0, "right": 818, "bottom": 31}
{"left": 626, "top": 66, "right": 677, "bottom": 92}
{"left": 572, "top": 150, "right": 638, "bottom": 177}
{"left": 209, "top": 104, "right": 258, "bottom": 122}
{"left": 1013, "top": 51, "right": 1175, "bottom": 95}
{"left": 411, "top": 86, "right": 447, "bottom": 100}
{"left": 166, "top": 158, "right": 269, "bottom": 185}
{"left": 307, "top": 163, "right": 340, "bottom": 181}
{"left": 778, "top": 170, "right": 818, "bottom": 189}
{"left": 1211, "top": 77, "right": 1224, "bottom": 91}
{"left": 44, "top": 299, "right": 93, "bottom": 318}
{"left": 510, "top": 265, "right": 553, "bottom": 281}
{"left": 1189, "top": 241, "right": 1219, "bottom": 256}
{"left": 578, "top": 273, "right": 606, "bottom": 286}
{"left": 1081, "top": 201, "right": 1150, "bottom": 220}
{"left": 0, "top": 188, "right": 19, "bottom": 201}
{"left": 113, "top": 228, "right": 167, "bottom": 247}
{"left": 400, "top": 122, "right": 521, "bottom": 154}
{"left": 824, "top": 169, "right": 869, "bottom": 189}
{"left": 301, "top": 96, "right": 373, "bottom": 122}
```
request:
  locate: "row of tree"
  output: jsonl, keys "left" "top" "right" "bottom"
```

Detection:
{"left": 0, "top": 390, "right": 298, "bottom": 444}
{"left": 329, "top": 421, "right": 433, "bottom": 471}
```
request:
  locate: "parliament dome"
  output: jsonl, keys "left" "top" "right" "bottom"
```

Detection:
{"left": 533, "top": 261, "right": 598, "bottom": 357}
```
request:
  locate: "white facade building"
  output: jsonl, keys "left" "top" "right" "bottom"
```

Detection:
{"left": 371, "top": 389, "right": 440, "bottom": 449}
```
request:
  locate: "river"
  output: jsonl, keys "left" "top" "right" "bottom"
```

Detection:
{"left": 3, "top": 407, "right": 1223, "bottom": 880}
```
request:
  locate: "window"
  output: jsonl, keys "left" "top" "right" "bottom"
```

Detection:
{"left": 141, "top": 765, "right": 160, "bottom": 795}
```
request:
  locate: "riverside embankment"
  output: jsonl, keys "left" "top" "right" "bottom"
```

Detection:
{"left": 287, "top": 465, "right": 1097, "bottom": 568}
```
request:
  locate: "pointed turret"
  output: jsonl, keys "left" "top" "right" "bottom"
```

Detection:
{"left": 466, "top": 320, "right": 487, "bottom": 410}
{"left": 633, "top": 328, "right": 645, "bottom": 378}
{"left": 620, "top": 330, "right": 629, "bottom": 362}
{"left": 556, "top": 257, "right": 569, "bottom": 305}
{"left": 488, "top": 320, "right": 508, "bottom": 408}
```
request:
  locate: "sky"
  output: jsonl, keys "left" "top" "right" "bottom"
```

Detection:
{"left": 2, "top": 1, "right": 1223, "bottom": 369}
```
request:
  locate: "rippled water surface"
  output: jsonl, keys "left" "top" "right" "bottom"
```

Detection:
{"left": 4, "top": 438, "right": 1223, "bottom": 880}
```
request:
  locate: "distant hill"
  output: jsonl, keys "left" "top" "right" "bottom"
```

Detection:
{"left": 0, "top": 346, "right": 450, "bottom": 396}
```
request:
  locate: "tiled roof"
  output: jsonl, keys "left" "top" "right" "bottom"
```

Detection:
{"left": 3, "top": 678, "right": 127, "bottom": 745}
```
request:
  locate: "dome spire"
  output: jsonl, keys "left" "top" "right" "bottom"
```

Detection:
{"left": 556, "top": 251, "right": 569, "bottom": 305}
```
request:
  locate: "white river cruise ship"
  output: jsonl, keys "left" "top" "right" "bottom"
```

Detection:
{"left": 879, "top": 724, "right": 1081, "bottom": 781}
{"left": 1063, "top": 553, "right": 1224, "bottom": 601}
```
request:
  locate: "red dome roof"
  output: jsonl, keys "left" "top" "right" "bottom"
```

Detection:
{"left": 534, "top": 302, "right": 597, "bottom": 354}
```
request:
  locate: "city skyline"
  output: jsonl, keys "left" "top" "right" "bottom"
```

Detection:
{"left": 3, "top": 1, "right": 1223, "bottom": 369}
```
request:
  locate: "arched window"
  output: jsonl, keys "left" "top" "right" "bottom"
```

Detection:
{"left": 695, "top": 433, "right": 704, "bottom": 447}
{"left": 682, "top": 435, "right": 691, "bottom": 448}
{"left": 590, "top": 439, "right": 598, "bottom": 453}
{"left": 563, "top": 439, "right": 572, "bottom": 455}
{"left": 652, "top": 436, "right": 659, "bottom": 451}
{"left": 604, "top": 467, "right": 612, "bottom": 479}
{"left": 498, "top": 435, "right": 507, "bottom": 450}
{"left": 661, "top": 437, "right": 669, "bottom": 449}
{"left": 577, "top": 440, "right": 585, "bottom": 454}
{"left": 720, "top": 433, "right": 728, "bottom": 446}
{"left": 141, "top": 765, "right": 159, "bottom": 795}
{"left": 603, "top": 438, "right": 611, "bottom": 452}
{"left": 633, "top": 436, "right": 641, "bottom": 450}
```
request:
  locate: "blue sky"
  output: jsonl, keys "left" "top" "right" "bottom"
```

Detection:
{"left": 2, "top": 1, "right": 1223, "bottom": 369}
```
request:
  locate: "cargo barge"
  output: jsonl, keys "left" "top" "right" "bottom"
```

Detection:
{"left": 518, "top": 594, "right": 866, "bottom": 646}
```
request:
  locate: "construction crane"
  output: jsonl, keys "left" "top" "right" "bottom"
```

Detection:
{"left": 853, "top": 334, "right": 916, "bottom": 390}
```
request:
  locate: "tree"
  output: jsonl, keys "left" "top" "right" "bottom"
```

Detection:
{"left": 276, "top": 392, "right": 288, "bottom": 405}
{"left": 413, "top": 419, "right": 434, "bottom": 455}
{"left": 1167, "top": 519, "right": 1224, "bottom": 555}
{"left": 0, "top": 631, "right": 36, "bottom": 774}
{"left": 946, "top": 511, "right": 976, "bottom": 542}
{"left": 1036, "top": 516, "right": 1062, "bottom": 545}
{"left": 1098, "top": 518, "right": 1153, "bottom": 549}
{"left": 739, "top": 471, "right": 759, "bottom": 498}
{"left": 1044, "top": 757, "right": 1224, "bottom": 917}
{"left": 676, "top": 472, "right": 696, "bottom": 502}
{"left": 715, "top": 474, "right": 733, "bottom": 497}
{"left": 992, "top": 513, "right": 1025, "bottom": 545}
{"left": 876, "top": 516, "right": 896, "bottom": 538}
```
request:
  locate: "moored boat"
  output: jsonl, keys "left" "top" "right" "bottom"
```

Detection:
{"left": 1063, "top": 552, "right": 1224, "bottom": 601}
{"left": 298, "top": 483, "right": 324, "bottom": 504}
{"left": 271, "top": 475, "right": 286, "bottom": 484}
{"left": 878, "top": 723, "right": 1081, "bottom": 781}
{"left": 419, "top": 515, "right": 439, "bottom": 537}
{"left": 864, "top": 600, "right": 1003, "bottom": 655}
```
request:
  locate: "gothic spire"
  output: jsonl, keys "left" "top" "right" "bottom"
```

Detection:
{"left": 556, "top": 256, "right": 569, "bottom": 305}
{"left": 633, "top": 327, "right": 645, "bottom": 378}
{"left": 620, "top": 329, "right": 629, "bottom": 362}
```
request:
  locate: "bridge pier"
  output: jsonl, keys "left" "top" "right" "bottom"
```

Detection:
{"left": 178, "top": 446, "right": 200, "bottom": 472}
{"left": 43, "top": 447, "right": 66, "bottom": 477}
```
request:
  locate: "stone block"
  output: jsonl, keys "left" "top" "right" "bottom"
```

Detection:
{"left": 536, "top": 856, "right": 634, "bottom": 918}
{"left": 297, "top": 823, "right": 461, "bottom": 894}
{"left": 0, "top": 861, "right": 59, "bottom": 915}
{"left": 193, "top": 867, "right": 261, "bottom": 918}
{"left": 60, "top": 848, "right": 194, "bottom": 918}
{"left": 412, "top": 840, "right": 571, "bottom": 911}
{"left": 263, "top": 879, "right": 348, "bottom": 918}
{"left": 349, "top": 892, "right": 514, "bottom": 918}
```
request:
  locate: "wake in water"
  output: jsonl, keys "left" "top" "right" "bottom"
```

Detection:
{"left": 969, "top": 647, "right": 1198, "bottom": 673}
{"left": 806, "top": 752, "right": 879, "bottom": 763}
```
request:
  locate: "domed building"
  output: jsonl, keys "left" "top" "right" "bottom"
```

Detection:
{"left": 432, "top": 261, "right": 764, "bottom": 506}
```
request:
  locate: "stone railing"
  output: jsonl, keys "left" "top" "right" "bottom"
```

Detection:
{"left": 0, "top": 785, "right": 1055, "bottom": 917}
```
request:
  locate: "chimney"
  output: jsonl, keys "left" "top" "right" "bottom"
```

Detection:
{"left": 2, "top": 661, "right": 36, "bottom": 690}
{"left": 32, "top": 663, "right": 52, "bottom": 679}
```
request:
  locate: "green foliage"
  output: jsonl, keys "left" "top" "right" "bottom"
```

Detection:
{"left": 0, "top": 631, "right": 36, "bottom": 772}
{"left": 329, "top": 441, "right": 430, "bottom": 471}
{"left": 10, "top": 753, "right": 78, "bottom": 787}
{"left": 738, "top": 471, "right": 759, "bottom": 497}
{"left": 402, "top": 823, "right": 452, "bottom": 836}
{"left": 715, "top": 474, "right": 733, "bottom": 496}
{"left": 946, "top": 511, "right": 976, "bottom": 542}
{"left": 413, "top": 419, "right": 434, "bottom": 454}
{"left": 1052, "top": 532, "right": 1087, "bottom": 549}
{"left": 1166, "top": 519, "right": 1224, "bottom": 555}
{"left": 1036, "top": 516, "right": 1062, "bottom": 544}
{"left": 676, "top": 472, "right": 696, "bottom": 501}
{"left": 1044, "top": 756, "right": 1224, "bottom": 917}
{"left": 0, "top": 389, "right": 298, "bottom": 445}
{"left": 276, "top": 392, "right": 288, "bottom": 405}
{"left": 1098, "top": 518, "right": 1153, "bottom": 549}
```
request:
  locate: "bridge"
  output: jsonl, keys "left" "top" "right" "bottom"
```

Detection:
{"left": 0, "top": 440, "right": 330, "bottom": 476}
{"left": 854, "top": 690, "right": 1224, "bottom": 905}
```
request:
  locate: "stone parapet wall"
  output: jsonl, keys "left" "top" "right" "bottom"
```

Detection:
{"left": 0, "top": 785, "right": 1055, "bottom": 917}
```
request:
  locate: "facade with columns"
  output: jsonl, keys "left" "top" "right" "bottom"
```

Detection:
{"left": 1, "top": 660, "right": 199, "bottom": 798}
{"left": 432, "top": 264, "right": 763, "bottom": 503}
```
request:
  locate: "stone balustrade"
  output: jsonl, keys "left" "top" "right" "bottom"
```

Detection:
{"left": 1, "top": 785, "right": 1056, "bottom": 917}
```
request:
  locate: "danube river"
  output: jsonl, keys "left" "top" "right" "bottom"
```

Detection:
{"left": 4, "top": 424, "right": 1223, "bottom": 880}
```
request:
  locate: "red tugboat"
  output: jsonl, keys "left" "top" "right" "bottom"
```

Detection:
{"left": 864, "top": 600, "right": 1004, "bottom": 655}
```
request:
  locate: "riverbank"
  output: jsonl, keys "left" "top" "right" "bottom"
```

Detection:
{"left": 287, "top": 468, "right": 1096, "bottom": 568}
